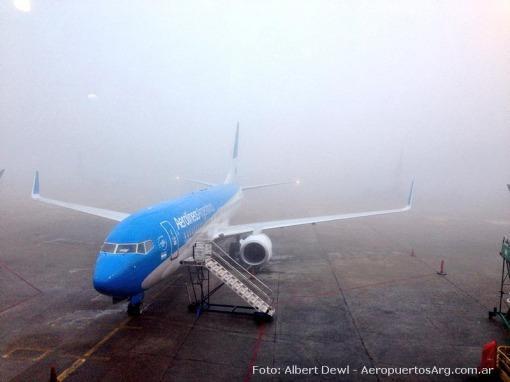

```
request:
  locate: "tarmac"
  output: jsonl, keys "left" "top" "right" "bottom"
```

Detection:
{"left": 0, "top": 194, "right": 508, "bottom": 381}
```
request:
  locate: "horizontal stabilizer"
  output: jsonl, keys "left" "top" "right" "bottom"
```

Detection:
{"left": 241, "top": 180, "right": 300, "bottom": 191}
{"left": 176, "top": 176, "right": 217, "bottom": 187}
{"left": 31, "top": 171, "right": 129, "bottom": 222}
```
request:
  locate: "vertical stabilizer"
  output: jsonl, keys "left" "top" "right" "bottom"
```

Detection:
{"left": 224, "top": 123, "right": 239, "bottom": 184}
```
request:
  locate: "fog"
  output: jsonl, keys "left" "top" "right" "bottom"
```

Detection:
{"left": 1, "top": 1, "right": 509, "bottom": 220}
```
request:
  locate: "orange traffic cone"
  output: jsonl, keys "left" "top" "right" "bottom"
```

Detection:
{"left": 437, "top": 260, "right": 447, "bottom": 275}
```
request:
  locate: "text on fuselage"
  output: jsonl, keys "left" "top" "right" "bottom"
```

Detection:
{"left": 173, "top": 204, "right": 215, "bottom": 230}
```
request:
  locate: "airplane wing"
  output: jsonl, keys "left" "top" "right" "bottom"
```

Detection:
{"left": 31, "top": 171, "right": 129, "bottom": 222}
{"left": 213, "top": 181, "right": 415, "bottom": 238}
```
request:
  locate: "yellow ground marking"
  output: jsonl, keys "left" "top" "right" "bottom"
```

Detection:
{"left": 121, "top": 325, "right": 143, "bottom": 330}
{"left": 57, "top": 284, "right": 168, "bottom": 381}
{"left": 57, "top": 317, "right": 130, "bottom": 381}
{"left": 65, "top": 354, "right": 111, "bottom": 362}
{"left": 2, "top": 347, "right": 51, "bottom": 361}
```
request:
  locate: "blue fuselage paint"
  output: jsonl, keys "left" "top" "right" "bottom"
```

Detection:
{"left": 92, "top": 183, "right": 239, "bottom": 298}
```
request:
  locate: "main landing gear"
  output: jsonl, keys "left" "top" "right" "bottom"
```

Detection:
{"left": 127, "top": 292, "right": 144, "bottom": 316}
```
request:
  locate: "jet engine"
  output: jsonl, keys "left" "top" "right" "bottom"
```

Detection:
{"left": 239, "top": 233, "right": 272, "bottom": 266}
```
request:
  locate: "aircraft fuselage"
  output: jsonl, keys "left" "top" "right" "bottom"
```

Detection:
{"left": 92, "top": 183, "right": 241, "bottom": 300}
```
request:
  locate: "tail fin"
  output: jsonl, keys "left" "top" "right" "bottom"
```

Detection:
{"left": 32, "top": 170, "right": 40, "bottom": 198}
{"left": 224, "top": 123, "right": 239, "bottom": 184}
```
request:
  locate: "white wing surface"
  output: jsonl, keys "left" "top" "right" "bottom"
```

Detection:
{"left": 31, "top": 171, "right": 129, "bottom": 222}
{"left": 213, "top": 181, "right": 415, "bottom": 238}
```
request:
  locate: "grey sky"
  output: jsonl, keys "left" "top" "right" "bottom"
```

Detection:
{"left": 0, "top": 1, "right": 509, "bottom": 218}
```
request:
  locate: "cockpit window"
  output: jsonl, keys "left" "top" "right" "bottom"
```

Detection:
{"left": 101, "top": 243, "right": 117, "bottom": 253}
{"left": 116, "top": 244, "right": 137, "bottom": 254}
{"left": 101, "top": 240, "right": 154, "bottom": 255}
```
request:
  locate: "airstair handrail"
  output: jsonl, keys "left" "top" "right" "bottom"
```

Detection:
{"left": 209, "top": 241, "right": 274, "bottom": 304}
{"left": 212, "top": 252, "right": 273, "bottom": 303}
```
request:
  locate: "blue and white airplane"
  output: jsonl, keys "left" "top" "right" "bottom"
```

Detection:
{"left": 31, "top": 127, "right": 414, "bottom": 315}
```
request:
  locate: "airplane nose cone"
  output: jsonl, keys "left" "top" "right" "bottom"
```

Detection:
{"left": 92, "top": 269, "right": 119, "bottom": 295}
{"left": 93, "top": 253, "right": 140, "bottom": 296}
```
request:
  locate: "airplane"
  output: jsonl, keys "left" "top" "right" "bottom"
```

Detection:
{"left": 31, "top": 126, "right": 414, "bottom": 316}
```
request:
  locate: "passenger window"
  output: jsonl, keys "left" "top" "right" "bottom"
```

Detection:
{"left": 101, "top": 243, "right": 116, "bottom": 253}
{"left": 137, "top": 242, "right": 146, "bottom": 254}
{"left": 145, "top": 240, "right": 154, "bottom": 252}
{"left": 116, "top": 244, "right": 137, "bottom": 254}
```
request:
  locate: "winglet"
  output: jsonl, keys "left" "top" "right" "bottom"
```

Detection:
{"left": 32, "top": 171, "right": 40, "bottom": 199}
{"left": 407, "top": 179, "right": 415, "bottom": 208}
{"left": 233, "top": 122, "right": 239, "bottom": 159}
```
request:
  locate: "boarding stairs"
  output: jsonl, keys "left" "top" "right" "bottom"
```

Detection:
{"left": 489, "top": 236, "right": 510, "bottom": 329}
{"left": 181, "top": 241, "right": 275, "bottom": 319}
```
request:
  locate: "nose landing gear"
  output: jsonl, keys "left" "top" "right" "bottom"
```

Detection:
{"left": 127, "top": 302, "right": 142, "bottom": 316}
{"left": 127, "top": 292, "right": 144, "bottom": 316}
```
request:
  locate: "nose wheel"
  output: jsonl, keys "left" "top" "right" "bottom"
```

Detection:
{"left": 127, "top": 302, "right": 142, "bottom": 316}
{"left": 127, "top": 292, "right": 144, "bottom": 316}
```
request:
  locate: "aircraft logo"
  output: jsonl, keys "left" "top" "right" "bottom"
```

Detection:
{"left": 158, "top": 236, "right": 167, "bottom": 251}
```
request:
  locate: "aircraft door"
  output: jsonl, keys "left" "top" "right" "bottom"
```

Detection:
{"left": 160, "top": 221, "right": 180, "bottom": 260}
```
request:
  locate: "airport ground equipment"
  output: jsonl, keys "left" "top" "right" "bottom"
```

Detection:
{"left": 489, "top": 237, "right": 510, "bottom": 329}
{"left": 497, "top": 346, "right": 510, "bottom": 381}
{"left": 180, "top": 241, "right": 275, "bottom": 321}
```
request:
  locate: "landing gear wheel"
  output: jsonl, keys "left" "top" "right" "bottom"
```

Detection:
{"left": 127, "top": 303, "right": 142, "bottom": 316}
{"left": 188, "top": 303, "right": 198, "bottom": 313}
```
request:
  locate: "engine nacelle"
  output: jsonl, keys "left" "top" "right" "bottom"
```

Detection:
{"left": 239, "top": 233, "right": 272, "bottom": 266}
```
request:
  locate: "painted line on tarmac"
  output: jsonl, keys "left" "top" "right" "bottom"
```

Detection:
{"left": 57, "top": 317, "right": 130, "bottom": 381}
{"left": 243, "top": 323, "right": 266, "bottom": 382}
{"left": 2, "top": 347, "right": 51, "bottom": 361}
{"left": 0, "top": 294, "right": 40, "bottom": 316}
{"left": 57, "top": 284, "right": 169, "bottom": 381}
{"left": 0, "top": 258, "right": 43, "bottom": 294}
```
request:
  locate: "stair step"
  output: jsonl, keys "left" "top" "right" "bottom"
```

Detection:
{"left": 204, "top": 256, "right": 274, "bottom": 316}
